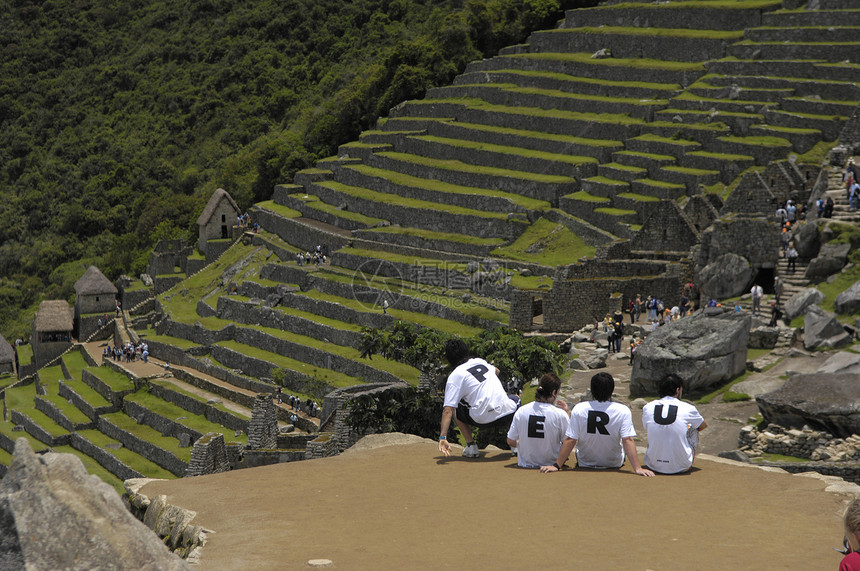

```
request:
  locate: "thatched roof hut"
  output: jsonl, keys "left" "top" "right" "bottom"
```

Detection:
{"left": 74, "top": 265, "right": 117, "bottom": 296}
{"left": 0, "top": 334, "right": 13, "bottom": 366}
{"left": 34, "top": 300, "right": 74, "bottom": 333}
{"left": 197, "top": 188, "right": 240, "bottom": 227}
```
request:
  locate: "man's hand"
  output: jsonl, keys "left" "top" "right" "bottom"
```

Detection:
{"left": 539, "top": 464, "right": 559, "bottom": 473}
{"left": 439, "top": 439, "right": 452, "bottom": 457}
{"left": 634, "top": 466, "right": 655, "bottom": 477}
{"left": 555, "top": 399, "right": 570, "bottom": 415}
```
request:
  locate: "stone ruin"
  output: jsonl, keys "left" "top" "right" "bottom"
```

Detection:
{"left": 185, "top": 432, "right": 231, "bottom": 477}
{"left": 247, "top": 393, "right": 278, "bottom": 450}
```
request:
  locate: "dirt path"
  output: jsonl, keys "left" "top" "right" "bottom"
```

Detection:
{"left": 141, "top": 436, "right": 854, "bottom": 570}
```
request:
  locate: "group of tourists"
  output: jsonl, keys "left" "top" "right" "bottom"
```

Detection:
{"left": 278, "top": 392, "right": 319, "bottom": 418}
{"left": 845, "top": 158, "right": 860, "bottom": 213}
{"left": 437, "top": 340, "right": 706, "bottom": 476}
{"left": 103, "top": 341, "right": 149, "bottom": 363}
{"left": 236, "top": 212, "right": 258, "bottom": 232}
{"left": 296, "top": 244, "right": 329, "bottom": 266}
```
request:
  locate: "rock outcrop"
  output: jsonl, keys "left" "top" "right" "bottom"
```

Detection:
{"left": 804, "top": 305, "right": 851, "bottom": 350}
{"left": 697, "top": 253, "right": 752, "bottom": 300}
{"left": 0, "top": 439, "right": 187, "bottom": 570}
{"left": 784, "top": 287, "right": 824, "bottom": 321}
{"left": 630, "top": 312, "right": 750, "bottom": 396}
{"left": 756, "top": 373, "right": 860, "bottom": 438}
{"left": 835, "top": 279, "right": 860, "bottom": 314}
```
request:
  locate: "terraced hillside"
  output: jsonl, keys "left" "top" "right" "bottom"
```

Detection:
{"left": 6, "top": 0, "right": 860, "bottom": 486}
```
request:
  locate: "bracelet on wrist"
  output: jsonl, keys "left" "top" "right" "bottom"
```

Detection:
{"left": 552, "top": 462, "right": 560, "bottom": 470}
{"left": 439, "top": 436, "right": 447, "bottom": 440}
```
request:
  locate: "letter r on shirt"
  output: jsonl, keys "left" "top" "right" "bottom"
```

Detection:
{"left": 587, "top": 410, "right": 610, "bottom": 435}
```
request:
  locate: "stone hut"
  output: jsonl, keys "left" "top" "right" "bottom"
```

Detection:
{"left": 74, "top": 265, "right": 117, "bottom": 341}
{"left": 0, "top": 334, "right": 13, "bottom": 375}
{"left": 32, "top": 300, "right": 73, "bottom": 368}
{"left": 197, "top": 188, "right": 241, "bottom": 262}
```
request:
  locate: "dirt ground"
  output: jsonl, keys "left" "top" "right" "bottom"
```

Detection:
{"left": 142, "top": 435, "right": 854, "bottom": 570}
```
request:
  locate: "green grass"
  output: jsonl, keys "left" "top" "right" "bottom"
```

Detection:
{"left": 413, "top": 134, "right": 599, "bottom": 166}
{"left": 663, "top": 165, "right": 719, "bottom": 176}
{"left": 566, "top": 191, "right": 610, "bottom": 203}
{"left": 617, "top": 192, "right": 660, "bottom": 202}
{"left": 318, "top": 180, "right": 513, "bottom": 221}
{"left": 62, "top": 350, "right": 89, "bottom": 380}
{"left": 588, "top": 175, "right": 633, "bottom": 186}
{"left": 559, "top": 26, "right": 744, "bottom": 40}
{"left": 362, "top": 225, "right": 506, "bottom": 247}
{"left": 16, "top": 344, "right": 33, "bottom": 366}
{"left": 338, "top": 247, "right": 470, "bottom": 272}
{"left": 41, "top": 392, "right": 93, "bottom": 425}
{"left": 636, "top": 178, "right": 685, "bottom": 189}
{"left": 63, "top": 375, "right": 112, "bottom": 408}
{"left": 345, "top": 163, "right": 551, "bottom": 211}
{"left": 229, "top": 295, "right": 363, "bottom": 333}
{"left": 614, "top": 150, "right": 675, "bottom": 162}
{"left": 717, "top": 135, "right": 792, "bottom": 148}
{"left": 140, "top": 334, "right": 200, "bottom": 350}
{"left": 255, "top": 200, "right": 302, "bottom": 218}
{"left": 796, "top": 139, "right": 837, "bottom": 164}
{"left": 476, "top": 69, "right": 681, "bottom": 91}
{"left": 38, "top": 365, "right": 67, "bottom": 383}
{"left": 601, "top": 163, "right": 646, "bottom": 174}
{"left": 288, "top": 193, "right": 385, "bottom": 225}
{"left": 817, "top": 261, "right": 860, "bottom": 315}
{"left": 755, "top": 453, "right": 811, "bottom": 463}
{"left": 148, "top": 379, "right": 249, "bottom": 419}
{"left": 490, "top": 218, "right": 596, "bottom": 267}
{"left": 511, "top": 274, "right": 553, "bottom": 290}
{"left": 632, "top": 133, "right": 700, "bottom": 147}
{"left": 595, "top": 207, "right": 636, "bottom": 216}
{"left": 495, "top": 84, "right": 668, "bottom": 106}
{"left": 89, "top": 366, "right": 135, "bottom": 393}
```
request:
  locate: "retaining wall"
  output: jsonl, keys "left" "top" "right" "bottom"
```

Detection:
{"left": 146, "top": 381, "right": 249, "bottom": 433}
{"left": 97, "top": 415, "right": 187, "bottom": 477}
{"left": 69, "top": 432, "right": 144, "bottom": 481}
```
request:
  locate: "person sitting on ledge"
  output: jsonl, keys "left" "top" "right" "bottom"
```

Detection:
{"left": 438, "top": 339, "right": 519, "bottom": 459}
{"left": 641, "top": 374, "right": 707, "bottom": 475}
{"left": 506, "top": 373, "right": 569, "bottom": 469}
{"left": 841, "top": 499, "right": 860, "bottom": 571}
{"left": 540, "top": 372, "right": 653, "bottom": 477}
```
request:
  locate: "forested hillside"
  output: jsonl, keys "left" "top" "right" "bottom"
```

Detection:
{"left": 0, "top": 0, "right": 595, "bottom": 339}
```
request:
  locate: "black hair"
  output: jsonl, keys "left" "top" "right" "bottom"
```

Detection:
{"left": 657, "top": 374, "right": 684, "bottom": 398}
{"left": 590, "top": 372, "right": 614, "bottom": 402}
{"left": 535, "top": 373, "right": 561, "bottom": 402}
{"left": 444, "top": 339, "right": 470, "bottom": 368}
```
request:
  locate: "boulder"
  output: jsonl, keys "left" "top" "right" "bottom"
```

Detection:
{"left": 820, "top": 242, "right": 851, "bottom": 263}
{"left": 791, "top": 221, "right": 820, "bottom": 260}
{"left": 835, "top": 279, "right": 860, "bottom": 314}
{"left": 630, "top": 312, "right": 751, "bottom": 396}
{"left": 732, "top": 376, "right": 787, "bottom": 399}
{"left": 748, "top": 326, "right": 779, "bottom": 350}
{"left": 0, "top": 439, "right": 188, "bottom": 570}
{"left": 568, "top": 358, "right": 588, "bottom": 371}
{"left": 584, "top": 349, "right": 608, "bottom": 370}
{"left": 803, "top": 305, "right": 851, "bottom": 350}
{"left": 817, "top": 351, "right": 860, "bottom": 376}
{"left": 804, "top": 255, "right": 845, "bottom": 281}
{"left": 784, "top": 287, "right": 824, "bottom": 321}
{"left": 756, "top": 373, "right": 860, "bottom": 438}
{"left": 697, "top": 253, "right": 752, "bottom": 300}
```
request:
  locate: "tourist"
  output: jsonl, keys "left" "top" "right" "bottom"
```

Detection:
{"left": 773, "top": 275, "right": 784, "bottom": 305}
{"left": 850, "top": 179, "right": 860, "bottom": 212}
{"left": 382, "top": 299, "right": 389, "bottom": 314}
{"left": 290, "top": 413, "right": 298, "bottom": 425}
{"left": 274, "top": 387, "right": 282, "bottom": 404}
{"left": 634, "top": 294, "right": 642, "bottom": 322}
{"left": 750, "top": 283, "right": 763, "bottom": 315}
{"left": 825, "top": 196, "right": 835, "bottom": 218}
{"left": 786, "top": 243, "right": 799, "bottom": 273}
{"left": 775, "top": 203, "right": 788, "bottom": 226}
{"left": 786, "top": 200, "right": 797, "bottom": 224}
{"left": 438, "top": 339, "right": 519, "bottom": 458}
{"left": 628, "top": 298, "right": 636, "bottom": 324}
{"left": 769, "top": 301, "right": 783, "bottom": 327}
{"left": 506, "top": 373, "right": 569, "bottom": 468}
{"left": 641, "top": 374, "right": 707, "bottom": 475}
{"left": 539, "top": 372, "right": 654, "bottom": 476}
{"left": 678, "top": 291, "right": 688, "bottom": 318}
{"left": 841, "top": 499, "right": 860, "bottom": 570}
{"left": 780, "top": 227, "right": 790, "bottom": 257}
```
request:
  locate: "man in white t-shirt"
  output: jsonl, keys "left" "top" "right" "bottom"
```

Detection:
{"left": 750, "top": 284, "right": 763, "bottom": 315}
{"left": 642, "top": 374, "right": 707, "bottom": 474}
{"left": 506, "top": 373, "right": 570, "bottom": 468}
{"left": 438, "top": 339, "right": 519, "bottom": 458}
{"left": 540, "top": 373, "right": 653, "bottom": 477}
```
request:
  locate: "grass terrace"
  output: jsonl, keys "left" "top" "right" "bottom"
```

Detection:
{"left": 38, "top": 365, "right": 66, "bottom": 383}
{"left": 62, "top": 350, "right": 89, "bottom": 380}
{"left": 360, "top": 226, "right": 507, "bottom": 248}
{"left": 596, "top": 0, "right": 781, "bottom": 9}
{"left": 89, "top": 365, "right": 135, "bottom": 393}
{"left": 503, "top": 53, "right": 704, "bottom": 72}
{"left": 411, "top": 135, "right": 599, "bottom": 167}
{"left": 617, "top": 192, "right": 661, "bottom": 202}
{"left": 317, "top": 181, "right": 513, "bottom": 221}
{"left": 148, "top": 379, "right": 250, "bottom": 419}
{"left": 494, "top": 85, "right": 669, "bottom": 106}
{"left": 140, "top": 334, "right": 201, "bottom": 351}
{"left": 294, "top": 289, "right": 485, "bottom": 337}
{"left": 16, "top": 344, "right": 32, "bottom": 366}
{"left": 717, "top": 135, "right": 792, "bottom": 147}
{"left": 337, "top": 247, "right": 470, "bottom": 273}
{"left": 491, "top": 218, "right": 596, "bottom": 267}
{"left": 255, "top": 200, "right": 302, "bottom": 219}
{"left": 101, "top": 411, "right": 193, "bottom": 463}
{"left": 215, "top": 339, "right": 360, "bottom": 388}
{"left": 64, "top": 375, "right": 112, "bottom": 409}
{"left": 565, "top": 191, "right": 610, "bottom": 203}
{"left": 595, "top": 207, "right": 637, "bottom": 216}
{"left": 345, "top": 164, "right": 551, "bottom": 211}
{"left": 288, "top": 193, "right": 385, "bottom": 226}
{"left": 124, "top": 390, "right": 248, "bottom": 445}
{"left": 229, "top": 294, "right": 363, "bottom": 334}
{"left": 796, "top": 140, "right": 837, "bottom": 164}
{"left": 76, "top": 428, "right": 177, "bottom": 480}
{"left": 547, "top": 26, "right": 745, "bottom": 40}
{"left": 473, "top": 69, "right": 681, "bottom": 92}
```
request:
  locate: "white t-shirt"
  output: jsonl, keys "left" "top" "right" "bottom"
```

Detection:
{"left": 566, "top": 400, "right": 635, "bottom": 469}
{"left": 751, "top": 285, "right": 763, "bottom": 299}
{"left": 443, "top": 358, "right": 516, "bottom": 424}
{"left": 506, "top": 401, "right": 569, "bottom": 468}
{"left": 642, "top": 396, "right": 705, "bottom": 474}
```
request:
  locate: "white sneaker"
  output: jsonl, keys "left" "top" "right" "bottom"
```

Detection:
{"left": 462, "top": 443, "right": 480, "bottom": 458}
{"left": 510, "top": 447, "right": 518, "bottom": 457}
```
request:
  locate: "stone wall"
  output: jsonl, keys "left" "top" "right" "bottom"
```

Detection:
{"left": 58, "top": 380, "right": 117, "bottom": 421}
{"left": 146, "top": 381, "right": 248, "bottom": 433}
{"left": 10, "top": 410, "right": 71, "bottom": 447}
{"left": 305, "top": 432, "right": 337, "bottom": 459}
{"left": 123, "top": 399, "right": 203, "bottom": 445}
{"left": 246, "top": 394, "right": 278, "bottom": 450}
{"left": 124, "top": 485, "right": 207, "bottom": 561}
{"left": 34, "top": 396, "right": 94, "bottom": 432}
{"left": 69, "top": 432, "right": 144, "bottom": 481}
{"left": 698, "top": 216, "right": 780, "bottom": 270}
{"left": 82, "top": 368, "right": 135, "bottom": 408}
{"left": 563, "top": 4, "right": 768, "bottom": 31}
{"left": 97, "top": 415, "right": 187, "bottom": 477}
{"left": 251, "top": 206, "right": 351, "bottom": 254}
{"left": 318, "top": 382, "right": 409, "bottom": 454}
{"left": 185, "top": 432, "right": 232, "bottom": 476}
